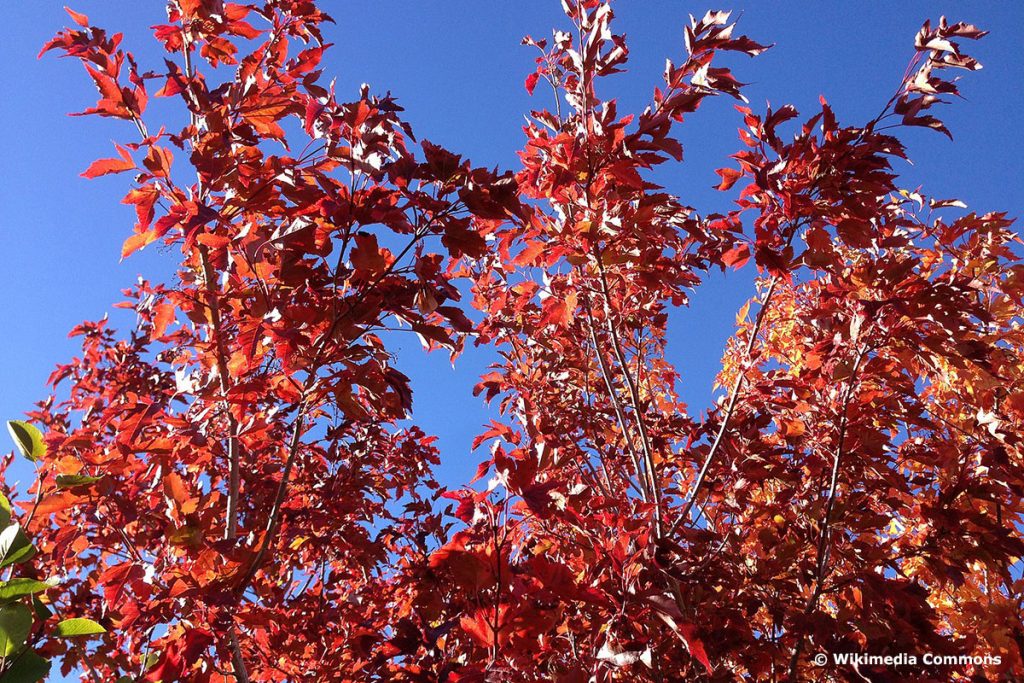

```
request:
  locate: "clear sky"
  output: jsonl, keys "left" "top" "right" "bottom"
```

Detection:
{"left": 0, "top": 1, "right": 1022, "bottom": 677}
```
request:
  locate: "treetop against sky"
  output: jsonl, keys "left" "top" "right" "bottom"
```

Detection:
{"left": 0, "top": 1, "right": 1022, "bottom": 681}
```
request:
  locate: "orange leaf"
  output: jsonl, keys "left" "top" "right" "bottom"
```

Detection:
{"left": 34, "top": 491, "right": 77, "bottom": 516}
{"left": 540, "top": 291, "right": 577, "bottom": 327}
{"left": 196, "top": 233, "right": 231, "bottom": 249}
{"left": 121, "top": 232, "right": 154, "bottom": 259}
{"left": 152, "top": 302, "right": 175, "bottom": 340}
{"left": 82, "top": 156, "right": 135, "bottom": 179}
{"left": 163, "top": 471, "right": 197, "bottom": 515}
{"left": 240, "top": 97, "right": 291, "bottom": 138}
{"left": 782, "top": 418, "right": 806, "bottom": 439}
{"left": 714, "top": 167, "right": 742, "bottom": 191}
{"left": 514, "top": 239, "right": 546, "bottom": 266}
{"left": 144, "top": 145, "right": 174, "bottom": 179}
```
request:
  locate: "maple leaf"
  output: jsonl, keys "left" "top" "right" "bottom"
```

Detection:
{"left": 81, "top": 144, "right": 135, "bottom": 178}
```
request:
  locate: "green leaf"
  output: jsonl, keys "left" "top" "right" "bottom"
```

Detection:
{"left": 55, "top": 474, "right": 104, "bottom": 489}
{"left": 0, "top": 650, "right": 51, "bottom": 682}
{"left": 52, "top": 618, "right": 105, "bottom": 638}
{"left": 0, "top": 603, "right": 32, "bottom": 657}
{"left": 0, "top": 527, "right": 35, "bottom": 570}
{"left": 0, "top": 580, "right": 50, "bottom": 602}
{"left": 30, "top": 597, "right": 51, "bottom": 622}
{"left": 6, "top": 421, "right": 45, "bottom": 463}
{"left": 0, "top": 493, "right": 11, "bottom": 529}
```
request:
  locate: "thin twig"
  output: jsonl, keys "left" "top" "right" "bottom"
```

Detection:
{"left": 230, "top": 217, "right": 442, "bottom": 600}
{"left": 584, "top": 304, "right": 648, "bottom": 503}
{"left": 669, "top": 274, "right": 781, "bottom": 536}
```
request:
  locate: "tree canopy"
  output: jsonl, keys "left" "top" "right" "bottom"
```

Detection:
{"left": 1, "top": 2, "right": 1020, "bottom": 681}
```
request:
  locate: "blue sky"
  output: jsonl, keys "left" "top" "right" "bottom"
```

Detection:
{"left": 0, "top": 2, "right": 1021, "bottom": 675}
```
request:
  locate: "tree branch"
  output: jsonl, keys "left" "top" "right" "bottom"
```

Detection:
{"left": 786, "top": 346, "right": 868, "bottom": 680}
{"left": 670, "top": 274, "right": 780, "bottom": 536}
{"left": 592, "top": 249, "right": 663, "bottom": 533}
{"left": 228, "top": 624, "right": 251, "bottom": 683}
{"left": 584, "top": 303, "right": 648, "bottom": 503}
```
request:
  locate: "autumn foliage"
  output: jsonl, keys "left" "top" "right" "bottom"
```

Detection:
{"left": 3, "top": 1, "right": 1022, "bottom": 680}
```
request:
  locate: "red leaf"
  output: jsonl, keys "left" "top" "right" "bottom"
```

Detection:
{"left": 721, "top": 243, "right": 750, "bottom": 269}
{"left": 714, "top": 167, "right": 742, "bottom": 191}
{"left": 648, "top": 595, "right": 713, "bottom": 674}
{"left": 539, "top": 291, "right": 577, "bottom": 327}
{"left": 64, "top": 6, "right": 89, "bottom": 27}
{"left": 677, "top": 623, "right": 713, "bottom": 675}
{"left": 520, "top": 480, "right": 560, "bottom": 519}
{"left": 525, "top": 72, "right": 540, "bottom": 95}
{"left": 122, "top": 184, "right": 160, "bottom": 231}
{"left": 460, "top": 611, "right": 495, "bottom": 648}
{"left": 99, "top": 562, "right": 142, "bottom": 608}
{"left": 430, "top": 543, "right": 494, "bottom": 591}
{"left": 351, "top": 233, "right": 388, "bottom": 276}
{"left": 437, "top": 305, "right": 475, "bottom": 333}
